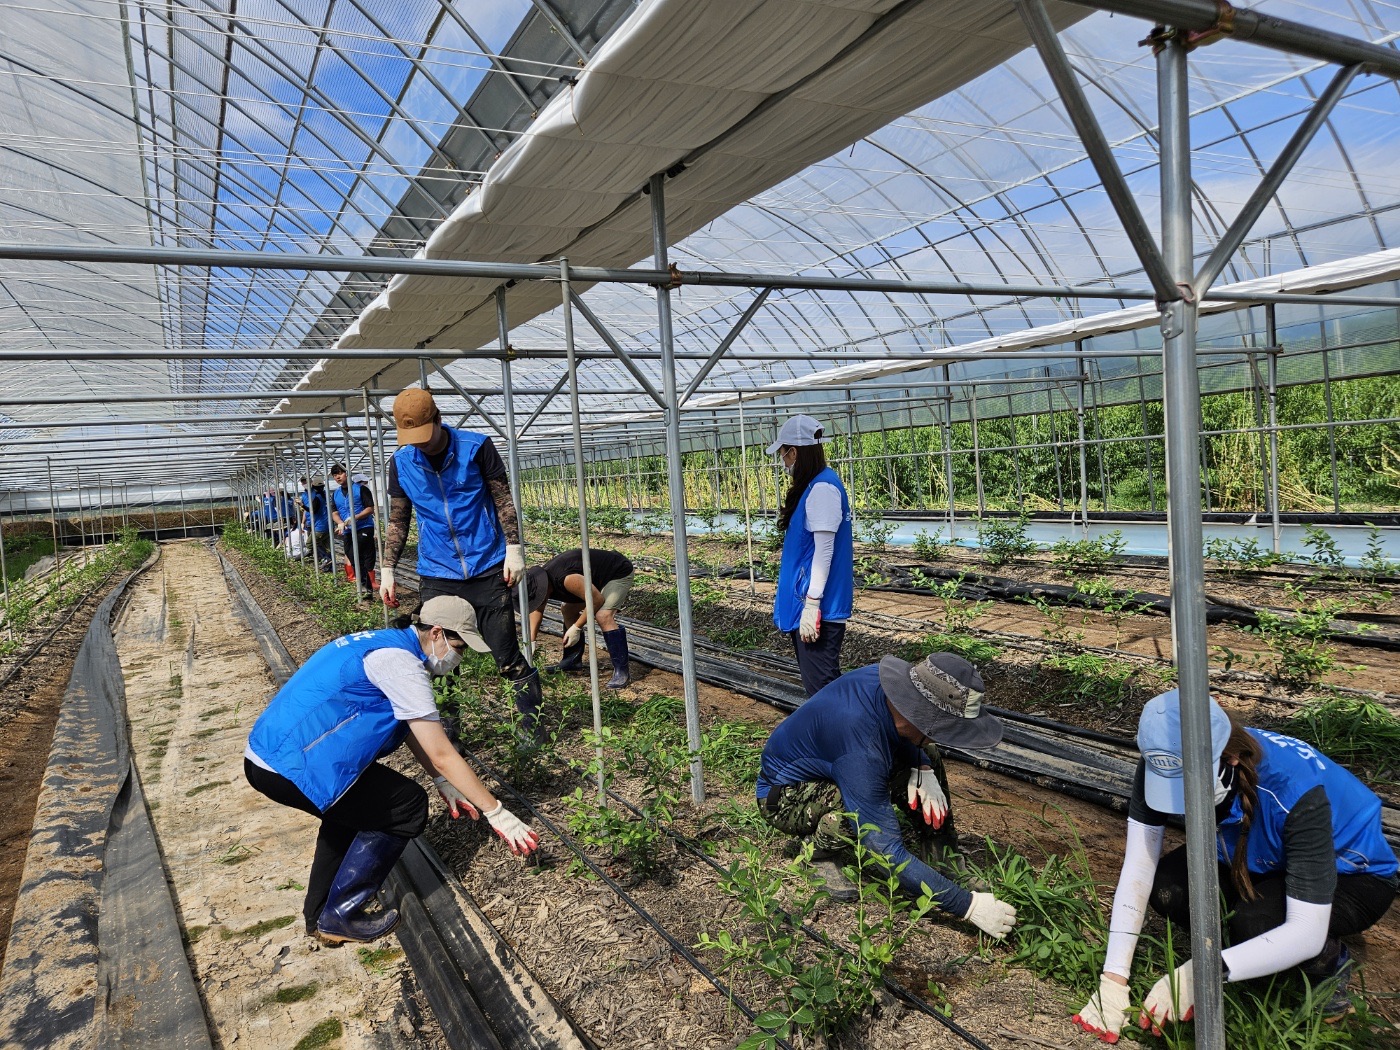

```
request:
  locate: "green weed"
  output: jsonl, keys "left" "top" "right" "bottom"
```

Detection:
{"left": 1049, "top": 531, "right": 1127, "bottom": 578}
{"left": 271, "top": 983, "right": 319, "bottom": 1004}
{"left": 356, "top": 945, "right": 403, "bottom": 974}
{"left": 976, "top": 513, "right": 1036, "bottom": 568}
{"left": 292, "top": 1018, "right": 342, "bottom": 1050}
{"left": 1283, "top": 695, "right": 1400, "bottom": 786}
{"left": 220, "top": 915, "right": 296, "bottom": 940}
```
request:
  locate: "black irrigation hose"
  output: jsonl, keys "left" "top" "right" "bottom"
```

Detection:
{"left": 391, "top": 888, "right": 505, "bottom": 1050}
{"left": 607, "top": 614, "right": 1400, "bottom": 849}
{"left": 456, "top": 744, "right": 799, "bottom": 1050}
{"left": 593, "top": 783, "right": 996, "bottom": 1050}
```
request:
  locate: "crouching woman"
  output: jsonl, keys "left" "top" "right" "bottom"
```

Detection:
{"left": 244, "top": 595, "right": 539, "bottom": 945}
{"left": 1074, "top": 690, "right": 1397, "bottom": 1042}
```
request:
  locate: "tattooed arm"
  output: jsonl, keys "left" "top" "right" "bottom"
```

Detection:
{"left": 384, "top": 496, "right": 413, "bottom": 569}
{"left": 487, "top": 476, "right": 520, "bottom": 545}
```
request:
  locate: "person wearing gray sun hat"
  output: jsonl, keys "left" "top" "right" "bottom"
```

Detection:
{"left": 756, "top": 652, "right": 1015, "bottom": 940}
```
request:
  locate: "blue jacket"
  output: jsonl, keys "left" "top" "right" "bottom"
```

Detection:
{"left": 774, "top": 467, "right": 854, "bottom": 632}
{"left": 247, "top": 627, "right": 425, "bottom": 811}
{"left": 1217, "top": 729, "right": 1397, "bottom": 879}
{"left": 300, "top": 488, "right": 329, "bottom": 533}
{"left": 393, "top": 427, "right": 505, "bottom": 580}
{"left": 332, "top": 481, "right": 374, "bottom": 533}
{"left": 756, "top": 665, "right": 972, "bottom": 916}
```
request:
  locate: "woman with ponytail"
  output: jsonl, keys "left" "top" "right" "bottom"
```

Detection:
{"left": 767, "top": 414, "right": 854, "bottom": 696}
{"left": 1073, "top": 690, "right": 1397, "bottom": 1042}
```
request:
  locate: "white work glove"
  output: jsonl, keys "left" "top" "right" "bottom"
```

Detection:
{"left": 379, "top": 565, "right": 397, "bottom": 606}
{"left": 563, "top": 622, "right": 584, "bottom": 648}
{"left": 484, "top": 800, "right": 540, "bottom": 856}
{"left": 799, "top": 596, "right": 822, "bottom": 642}
{"left": 503, "top": 544, "right": 525, "bottom": 586}
{"left": 963, "top": 891, "right": 1016, "bottom": 940}
{"left": 1073, "top": 975, "right": 1133, "bottom": 1043}
{"left": 906, "top": 767, "right": 948, "bottom": 829}
{"left": 1141, "top": 959, "right": 1194, "bottom": 1031}
{"left": 432, "top": 776, "right": 478, "bottom": 820}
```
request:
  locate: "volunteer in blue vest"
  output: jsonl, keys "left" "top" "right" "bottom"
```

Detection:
{"left": 756, "top": 651, "right": 1017, "bottom": 940}
{"left": 378, "top": 389, "right": 542, "bottom": 741}
{"left": 1073, "top": 691, "right": 1397, "bottom": 1043}
{"left": 768, "top": 414, "right": 854, "bottom": 696}
{"left": 523, "top": 548, "right": 635, "bottom": 689}
{"left": 329, "top": 463, "right": 377, "bottom": 597}
{"left": 298, "top": 475, "right": 332, "bottom": 571}
{"left": 244, "top": 595, "right": 540, "bottom": 945}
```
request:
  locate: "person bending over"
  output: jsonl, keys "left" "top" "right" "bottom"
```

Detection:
{"left": 524, "top": 548, "right": 634, "bottom": 688}
{"left": 245, "top": 596, "right": 539, "bottom": 945}
{"left": 1073, "top": 691, "right": 1397, "bottom": 1042}
{"left": 757, "top": 651, "right": 1017, "bottom": 940}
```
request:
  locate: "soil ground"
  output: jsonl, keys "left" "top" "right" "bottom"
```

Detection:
{"left": 4, "top": 532, "right": 1397, "bottom": 1047}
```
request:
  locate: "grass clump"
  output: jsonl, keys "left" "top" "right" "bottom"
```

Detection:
{"left": 185, "top": 780, "right": 230, "bottom": 797}
{"left": 1283, "top": 695, "right": 1400, "bottom": 787}
{"left": 221, "top": 915, "right": 296, "bottom": 940}
{"left": 356, "top": 945, "right": 403, "bottom": 974}
{"left": 271, "top": 982, "right": 319, "bottom": 1005}
{"left": 292, "top": 1018, "right": 342, "bottom": 1049}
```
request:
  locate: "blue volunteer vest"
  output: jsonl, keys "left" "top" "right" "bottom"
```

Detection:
{"left": 332, "top": 481, "right": 374, "bottom": 532}
{"left": 247, "top": 627, "right": 426, "bottom": 811}
{"left": 301, "top": 489, "right": 329, "bottom": 532}
{"left": 1216, "top": 729, "right": 1397, "bottom": 879}
{"left": 774, "top": 467, "right": 854, "bottom": 633}
{"left": 393, "top": 427, "right": 505, "bottom": 580}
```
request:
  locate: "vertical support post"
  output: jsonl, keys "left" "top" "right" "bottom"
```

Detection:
{"left": 178, "top": 480, "right": 188, "bottom": 539}
{"left": 738, "top": 398, "right": 757, "bottom": 595}
{"left": 651, "top": 173, "right": 705, "bottom": 805}
{"left": 1320, "top": 338, "right": 1341, "bottom": 511}
{"left": 498, "top": 288, "right": 535, "bottom": 664}
{"left": 209, "top": 479, "right": 217, "bottom": 532}
{"left": 1248, "top": 348, "right": 1268, "bottom": 515}
{"left": 1158, "top": 33, "right": 1224, "bottom": 1050}
{"left": 301, "top": 427, "right": 320, "bottom": 575}
{"left": 47, "top": 457, "right": 61, "bottom": 588}
{"left": 1076, "top": 345, "right": 1091, "bottom": 533}
{"left": 1138, "top": 372, "right": 1157, "bottom": 512}
{"left": 940, "top": 366, "right": 956, "bottom": 541}
{"left": 968, "top": 386, "right": 985, "bottom": 516}
{"left": 340, "top": 399, "right": 364, "bottom": 595}
{"left": 1265, "top": 307, "right": 1283, "bottom": 554}
{"left": 369, "top": 391, "right": 392, "bottom": 626}
{"left": 0, "top": 492, "right": 12, "bottom": 641}
{"left": 74, "top": 465, "right": 88, "bottom": 565}
{"left": 363, "top": 386, "right": 387, "bottom": 616}
{"left": 561, "top": 260, "right": 605, "bottom": 798}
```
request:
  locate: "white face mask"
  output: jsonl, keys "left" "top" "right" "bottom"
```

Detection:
{"left": 1214, "top": 763, "right": 1236, "bottom": 805}
{"left": 425, "top": 632, "right": 462, "bottom": 676}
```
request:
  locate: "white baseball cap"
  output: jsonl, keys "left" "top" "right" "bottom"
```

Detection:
{"left": 765, "top": 414, "right": 828, "bottom": 455}
{"left": 1137, "top": 690, "right": 1232, "bottom": 814}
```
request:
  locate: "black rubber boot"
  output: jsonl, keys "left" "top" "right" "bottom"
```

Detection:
{"left": 314, "top": 830, "right": 410, "bottom": 945}
{"left": 510, "top": 668, "right": 547, "bottom": 747}
{"left": 549, "top": 639, "right": 585, "bottom": 674}
{"left": 602, "top": 626, "right": 630, "bottom": 689}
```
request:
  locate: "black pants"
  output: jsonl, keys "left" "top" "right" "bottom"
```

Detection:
{"left": 1150, "top": 844, "right": 1397, "bottom": 975}
{"left": 420, "top": 569, "right": 528, "bottom": 678}
{"left": 244, "top": 759, "right": 427, "bottom": 928}
{"left": 789, "top": 621, "right": 846, "bottom": 697}
{"left": 341, "top": 530, "right": 377, "bottom": 591}
{"left": 309, "top": 530, "right": 333, "bottom": 570}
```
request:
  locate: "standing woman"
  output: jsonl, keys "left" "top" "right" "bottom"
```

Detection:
{"left": 1073, "top": 691, "right": 1397, "bottom": 1042}
{"left": 767, "top": 414, "right": 854, "bottom": 696}
{"left": 244, "top": 596, "right": 539, "bottom": 945}
{"left": 329, "top": 463, "right": 377, "bottom": 597}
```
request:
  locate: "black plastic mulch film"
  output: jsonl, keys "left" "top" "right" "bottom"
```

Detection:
{"left": 0, "top": 552, "right": 214, "bottom": 1049}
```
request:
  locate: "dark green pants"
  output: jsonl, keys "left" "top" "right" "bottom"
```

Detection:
{"left": 759, "top": 745, "right": 958, "bottom": 856}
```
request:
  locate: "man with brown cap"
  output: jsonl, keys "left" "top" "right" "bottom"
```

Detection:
{"left": 379, "top": 389, "right": 543, "bottom": 741}
{"left": 755, "top": 652, "right": 1017, "bottom": 941}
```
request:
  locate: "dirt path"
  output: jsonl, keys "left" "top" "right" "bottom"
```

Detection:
{"left": 115, "top": 541, "right": 417, "bottom": 1048}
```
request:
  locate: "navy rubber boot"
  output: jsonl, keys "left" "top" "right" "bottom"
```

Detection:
{"left": 510, "top": 668, "right": 547, "bottom": 747}
{"left": 602, "top": 627, "right": 630, "bottom": 689}
{"left": 314, "top": 830, "right": 410, "bottom": 945}
{"left": 549, "top": 639, "right": 585, "bottom": 674}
